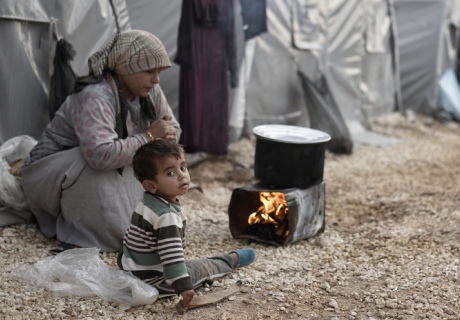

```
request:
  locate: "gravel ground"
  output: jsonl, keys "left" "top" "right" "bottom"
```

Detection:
{"left": 1, "top": 113, "right": 459, "bottom": 319}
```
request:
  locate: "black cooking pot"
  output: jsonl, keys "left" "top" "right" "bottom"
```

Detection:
{"left": 253, "top": 125, "right": 331, "bottom": 189}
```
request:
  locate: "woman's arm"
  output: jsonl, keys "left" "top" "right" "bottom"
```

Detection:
{"left": 73, "top": 83, "right": 145, "bottom": 171}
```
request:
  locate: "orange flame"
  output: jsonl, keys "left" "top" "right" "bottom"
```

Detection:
{"left": 248, "top": 192, "right": 289, "bottom": 237}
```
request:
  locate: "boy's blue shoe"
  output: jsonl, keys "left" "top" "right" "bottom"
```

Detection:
{"left": 231, "top": 248, "right": 256, "bottom": 268}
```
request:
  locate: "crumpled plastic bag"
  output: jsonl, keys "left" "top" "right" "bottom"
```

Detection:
{"left": 12, "top": 248, "right": 159, "bottom": 306}
{"left": 0, "top": 135, "right": 37, "bottom": 210}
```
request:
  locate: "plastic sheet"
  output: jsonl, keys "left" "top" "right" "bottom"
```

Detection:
{"left": 12, "top": 248, "right": 159, "bottom": 306}
{"left": 0, "top": 135, "right": 36, "bottom": 210}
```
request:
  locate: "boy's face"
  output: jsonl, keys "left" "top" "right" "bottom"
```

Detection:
{"left": 144, "top": 152, "right": 190, "bottom": 201}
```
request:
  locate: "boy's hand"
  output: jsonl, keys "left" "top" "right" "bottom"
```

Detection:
{"left": 180, "top": 289, "right": 195, "bottom": 308}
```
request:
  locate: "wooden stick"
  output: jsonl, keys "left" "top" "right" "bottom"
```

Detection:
{"left": 176, "top": 281, "right": 242, "bottom": 314}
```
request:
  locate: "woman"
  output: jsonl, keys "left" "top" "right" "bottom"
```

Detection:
{"left": 19, "top": 30, "right": 181, "bottom": 252}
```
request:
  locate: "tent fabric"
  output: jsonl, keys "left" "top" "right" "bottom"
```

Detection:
{"left": 0, "top": 18, "right": 52, "bottom": 145}
{"left": 298, "top": 72, "right": 353, "bottom": 154}
{"left": 394, "top": 0, "right": 459, "bottom": 115}
{"left": 229, "top": 39, "right": 257, "bottom": 142}
{"left": 323, "top": 0, "right": 367, "bottom": 134}
{"left": 291, "top": 0, "right": 325, "bottom": 51}
{"left": 0, "top": 0, "right": 52, "bottom": 22}
{"left": 242, "top": 0, "right": 310, "bottom": 131}
{"left": 360, "top": 0, "right": 397, "bottom": 122}
{"left": 0, "top": 0, "right": 130, "bottom": 145}
{"left": 292, "top": 0, "right": 396, "bottom": 145}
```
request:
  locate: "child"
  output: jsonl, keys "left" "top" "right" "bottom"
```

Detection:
{"left": 117, "top": 139, "right": 256, "bottom": 309}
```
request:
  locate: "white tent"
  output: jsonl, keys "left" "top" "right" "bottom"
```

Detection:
{"left": 1, "top": 0, "right": 459, "bottom": 152}
{"left": 0, "top": 0, "right": 130, "bottom": 143}
{"left": 395, "top": 0, "right": 460, "bottom": 115}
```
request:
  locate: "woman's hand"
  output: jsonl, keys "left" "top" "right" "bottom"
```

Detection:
{"left": 145, "top": 115, "right": 177, "bottom": 141}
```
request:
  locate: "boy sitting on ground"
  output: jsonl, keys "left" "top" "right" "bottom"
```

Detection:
{"left": 117, "top": 139, "right": 256, "bottom": 309}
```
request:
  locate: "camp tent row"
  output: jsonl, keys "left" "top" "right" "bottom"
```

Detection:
{"left": 1, "top": 0, "right": 459, "bottom": 154}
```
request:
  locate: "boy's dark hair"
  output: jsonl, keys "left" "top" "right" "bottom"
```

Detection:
{"left": 133, "top": 139, "right": 185, "bottom": 182}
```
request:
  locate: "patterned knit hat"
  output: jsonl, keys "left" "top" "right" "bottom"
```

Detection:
{"left": 88, "top": 30, "right": 171, "bottom": 76}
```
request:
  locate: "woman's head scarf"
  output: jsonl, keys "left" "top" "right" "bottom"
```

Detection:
{"left": 88, "top": 30, "right": 171, "bottom": 77}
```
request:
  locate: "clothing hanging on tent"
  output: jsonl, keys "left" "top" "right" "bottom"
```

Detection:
{"left": 49, "top": 38, "right": 77, "bottom": 121}
{"left": 175, "top": 0, "right": 237, "bottom": 155}
{"left": 239, "top": 0, "right": 267, "bottom": 40}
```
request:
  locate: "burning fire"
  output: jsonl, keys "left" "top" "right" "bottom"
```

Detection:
{"left": 248, "top": 192, "right": 289, "bottom": 237}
